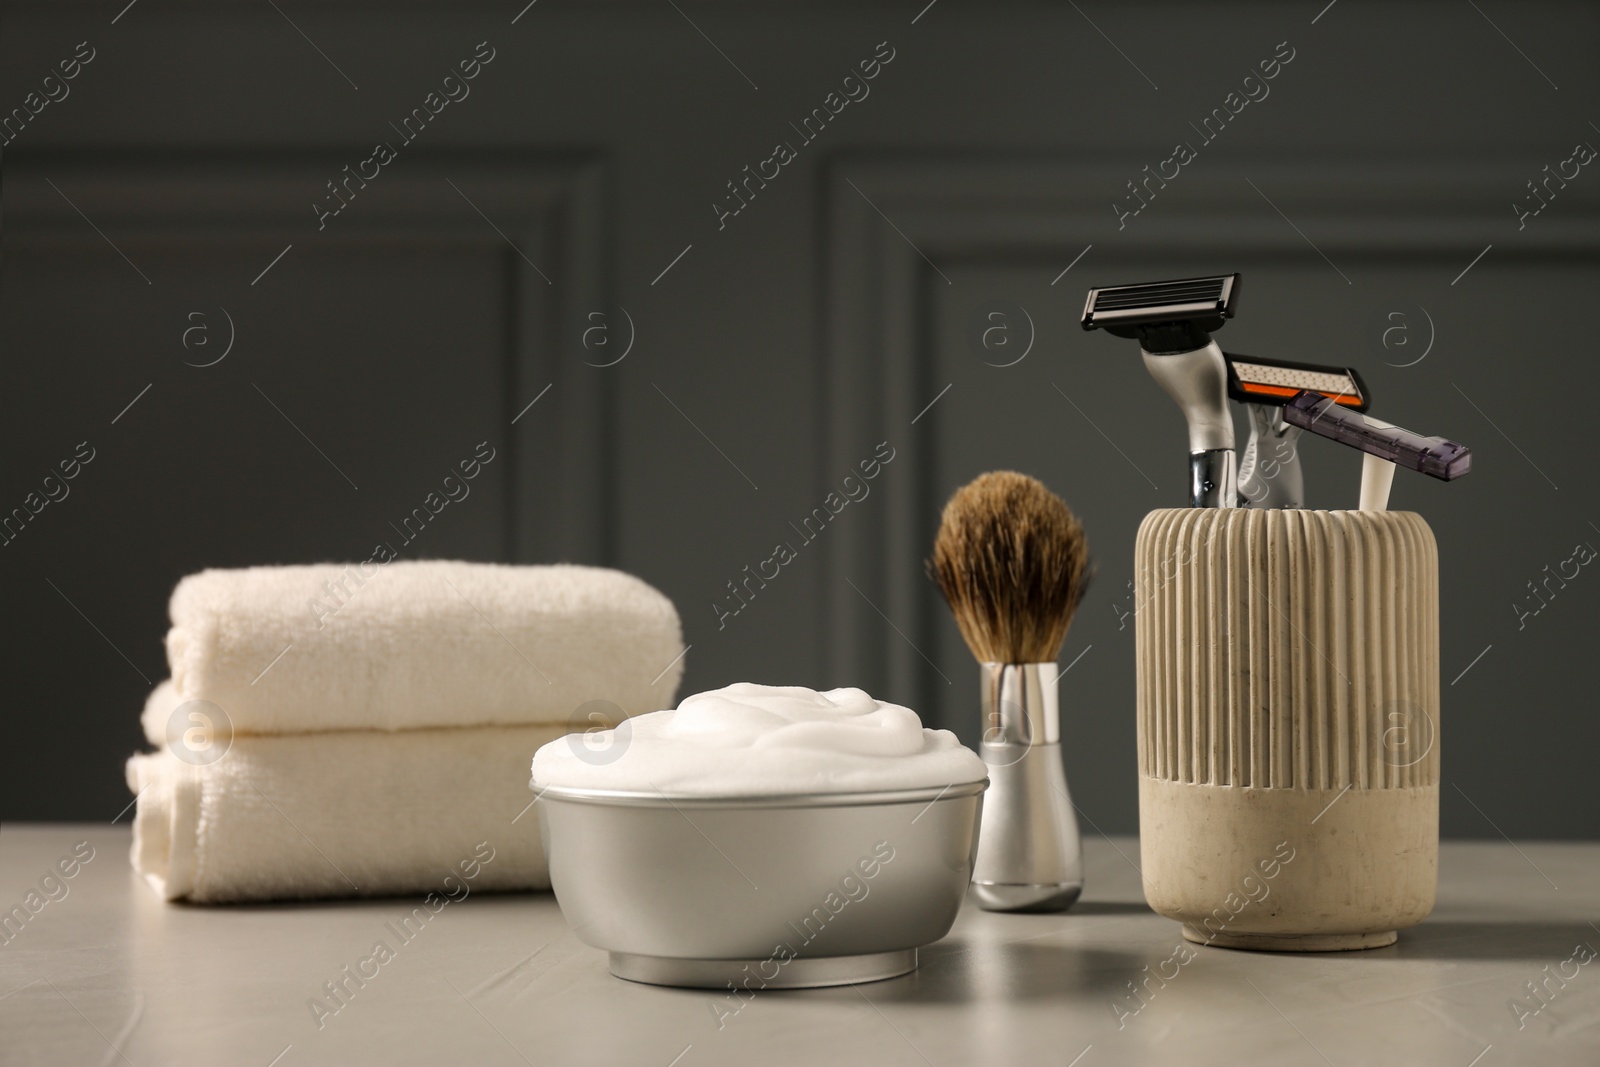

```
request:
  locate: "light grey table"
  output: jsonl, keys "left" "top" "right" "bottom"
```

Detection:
{"left": 3, "top": 826, "right": 1596, "bottom": 1066}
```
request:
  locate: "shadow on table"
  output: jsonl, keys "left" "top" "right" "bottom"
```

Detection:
{"left": 1371, "top": 920, "right": 1598, "bottom": 963}
{"left": 801, "top": 942, "right": 1146, "bottom": 1005}
{"left": 1066, "top": 901, "right": 1153, "bottom": 917}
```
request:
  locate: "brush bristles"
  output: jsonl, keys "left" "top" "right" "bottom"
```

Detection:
{"left": 928, "top": 471, "right": 1090, "bottom": 665}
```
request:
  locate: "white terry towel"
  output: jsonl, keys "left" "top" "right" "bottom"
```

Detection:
{"left": 128, "top": 683, "right": 567, "bottom": 903}
{"left": 164, "top": 560, "right": 684, "bottom": 734}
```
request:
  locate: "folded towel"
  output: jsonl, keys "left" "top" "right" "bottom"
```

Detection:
{"left": 128, "top": 684, "right": 568, "bottom": 903}
{"left": 164, "top": 561, "right": 684, "bottom": 734}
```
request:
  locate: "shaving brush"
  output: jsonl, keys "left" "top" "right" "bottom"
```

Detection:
{"left": 930, "top": 471, "right": 1091, "bottom": 913}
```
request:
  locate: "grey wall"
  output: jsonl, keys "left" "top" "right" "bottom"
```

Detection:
{"left": 3, "top": 1, "right": 1596, "bottom": 838}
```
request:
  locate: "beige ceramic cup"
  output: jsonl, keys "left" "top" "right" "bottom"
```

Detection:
{"left": 1134, "top": 508, "right": 1439, "bottom": 951}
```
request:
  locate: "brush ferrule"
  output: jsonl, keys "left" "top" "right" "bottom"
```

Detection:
{"left": 979, "top": 662, "right": 1059, "bottom": 747}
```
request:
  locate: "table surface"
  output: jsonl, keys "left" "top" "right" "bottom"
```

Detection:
{"left": 3, "top": 826, "right": 1597, "bottom": 1067}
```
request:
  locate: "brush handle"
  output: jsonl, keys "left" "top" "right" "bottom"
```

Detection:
{"left": 973, "top": 663, "right": 1083, "bottom": 913}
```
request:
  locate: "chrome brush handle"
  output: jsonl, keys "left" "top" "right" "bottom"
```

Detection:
{"left": 972, "top": 662, "right": 1083, "bottom": 913}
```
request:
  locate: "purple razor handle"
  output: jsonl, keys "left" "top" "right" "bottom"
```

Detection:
{"left": 1284, "top": 391, "right": 1471, "bottom": 480}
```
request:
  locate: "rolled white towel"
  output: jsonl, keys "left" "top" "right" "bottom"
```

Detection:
{"left": 164, "top": 560, "right": 684, "bottom": 733}
{"left": 128, "top": 684, "right": 570, "bottom": 903}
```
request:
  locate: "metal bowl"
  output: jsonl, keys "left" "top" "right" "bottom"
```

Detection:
{"left": 536, "top": 780, "right": 986, "bottom": 988}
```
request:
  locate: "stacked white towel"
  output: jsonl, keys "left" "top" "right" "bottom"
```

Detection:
{"left": 126, "top": 561, "right": 685, "bottom": 903}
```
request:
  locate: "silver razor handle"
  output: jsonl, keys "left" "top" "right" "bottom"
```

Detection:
{"left": 1140, "top": 340, "right": 1239, "bottom": 508}
{"left": 971, "top": 662, "right": 1083, "bottom": 913}
{"left": 1237, "top": 405, "right": 1304, "bottom": 509}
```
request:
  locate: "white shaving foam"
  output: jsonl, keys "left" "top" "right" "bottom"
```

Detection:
{"left": 530, "top": 683, "right": 986, "bottom": 796}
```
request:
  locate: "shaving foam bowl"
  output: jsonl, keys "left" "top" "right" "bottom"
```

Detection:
{"left": 534, "top": 779, "right": 985, "bottom": 989}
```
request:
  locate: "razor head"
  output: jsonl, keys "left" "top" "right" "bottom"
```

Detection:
{"left": 1226, "top": 353, "right": 1369, "bottom": 412}
{"left": 1081, "top": 274, "right": 1241, "bottom": 339}
{"left": 1284, "top": 391, "right": 1471, "bottom": 480}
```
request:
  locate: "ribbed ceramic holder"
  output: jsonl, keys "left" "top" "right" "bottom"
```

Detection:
{"left": 1134, "top": 508, "right": 1440, "bottom": 951}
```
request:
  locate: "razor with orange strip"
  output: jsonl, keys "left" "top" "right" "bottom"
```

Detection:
{"left": 1225, "top": 354, "right": 1369, "bottom": 509}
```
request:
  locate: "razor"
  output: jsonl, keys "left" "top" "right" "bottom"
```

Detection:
{"left": 1284, "top": 390, "right": 1471, "bottom": 511}
{"left": 1082, "top": 274, "right": 1242, "bottom": 507}
{"left": 1225, "top": 354, "right": 1370, "bottom": 509}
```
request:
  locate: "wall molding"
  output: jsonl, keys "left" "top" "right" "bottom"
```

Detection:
{"left": 6, "top": 150, "right": 613, "bottom": 565}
